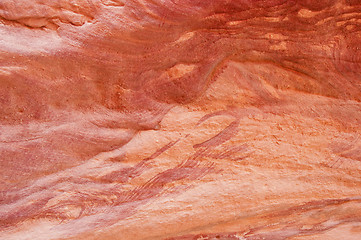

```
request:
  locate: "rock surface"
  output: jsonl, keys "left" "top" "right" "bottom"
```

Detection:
{"left": 1, "top": 0, "right": 361, "bottom": 239}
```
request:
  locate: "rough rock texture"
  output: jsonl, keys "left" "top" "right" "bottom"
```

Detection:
{"left": 1, "top": 0, "right": 361, "bottom": 239}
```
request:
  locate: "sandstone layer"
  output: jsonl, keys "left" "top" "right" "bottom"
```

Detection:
{"left": 1, "top": 0, "right": 361, "bottom": 239}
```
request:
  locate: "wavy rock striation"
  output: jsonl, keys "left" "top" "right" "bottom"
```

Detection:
{"left": 1, "top": 0, "right": 361, "bottom": 239}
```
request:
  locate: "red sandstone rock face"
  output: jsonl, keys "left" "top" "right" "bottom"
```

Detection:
{"left": 1, "top": 0, "right": 361, "bottom": 239}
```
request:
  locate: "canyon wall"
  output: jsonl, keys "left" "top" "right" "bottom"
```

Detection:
{"left": 1, "top": 0, "right": 361, "bottom": 239}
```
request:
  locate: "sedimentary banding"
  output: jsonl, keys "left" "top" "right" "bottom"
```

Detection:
{"left": 1, "top": 0, "right": 361, "bottom": 239}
